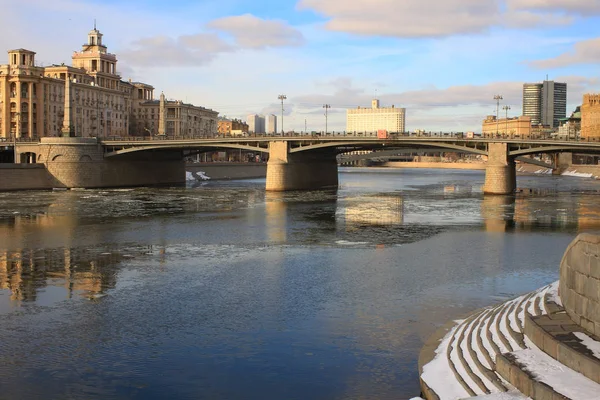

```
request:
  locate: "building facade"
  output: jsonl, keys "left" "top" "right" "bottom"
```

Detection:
{"left": 217, "top": 118, "right": 249, "bottom": 135}
{"left": 522, "top": 81, "right": 567, "bottom": 128}
{"left": 482, "top": 115, "right": 534, "bottom": 137}
{"left": 581, "top": 94, "right": 600, "bottom": 139}
{"left": 247, "top": 114, "right": 265, "bottom": 134}
{"left": 346, "top": 99, "right": 406, "bottom": 133}
{"left": 267, "top": 114, "right": 277, "bottom": 134}
{"left": 0, "top": 27, "right": 218, "bottom": 140}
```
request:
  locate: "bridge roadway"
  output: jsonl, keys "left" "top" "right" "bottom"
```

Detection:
{"left": 13, "top": 135, "right": 600, "bottom": 194}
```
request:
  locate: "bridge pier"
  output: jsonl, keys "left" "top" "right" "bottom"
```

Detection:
{"left": 266, "top": 141, "right": 338, "bottom": 191}
{"left": 483, "top": 143, "right": 516, "bottom": 195}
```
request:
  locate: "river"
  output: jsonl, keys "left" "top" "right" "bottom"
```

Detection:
{"left": 1, "top": 167, "right": 600, "bottom": 399}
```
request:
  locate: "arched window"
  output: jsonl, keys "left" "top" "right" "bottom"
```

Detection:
{"left": 21, "top": 82, "right": 28, "bottom": 97}
{"left": 10, "top": 83, "right": 16, "bottom": 97}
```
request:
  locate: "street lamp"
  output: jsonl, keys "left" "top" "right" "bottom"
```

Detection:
{"left": 278, "top": 94, "right": 286, "bottom": 135}
{"left": 502, "top": 105, "right": 511, "bottom": 136}
{"left": 494, "top": 94, "right": 503, "bottom": 136}
{"left": 323, "top": 104, "right": 331, "bottom": 134}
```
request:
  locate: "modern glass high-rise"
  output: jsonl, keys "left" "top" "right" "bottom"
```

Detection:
{"left": 267, "top": 114, "right": 277, "bottom": 134}
{"left": 522, "top": 81, "right": 567, "bottom": 128}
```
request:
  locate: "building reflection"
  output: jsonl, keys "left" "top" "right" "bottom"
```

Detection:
{"left": 339, "top": 195, "right": 404, "bottom": 230}
{"left": 480, "top": 189, "right": 600, "bottom": 233}
{"left": 0, "top": 247, "right": 130, "bottom": 303}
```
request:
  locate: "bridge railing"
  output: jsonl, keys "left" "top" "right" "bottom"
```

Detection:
{"left": 7, "top": 132, "right": 600, "bottom": 143}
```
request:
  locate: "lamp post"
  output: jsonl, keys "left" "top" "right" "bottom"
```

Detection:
{"left": 323, "top": 104, "right": 331, "bottom": 134}
{"left": 278, "top": 94, "right": 286, "bottom": 135}
{"left": 494, "top": 94, "right": 503, "bottom": 137}
{"left": 502, "top": 105, "right": 511, "bottom": 136}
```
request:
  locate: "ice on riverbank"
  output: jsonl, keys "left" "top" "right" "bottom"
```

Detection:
{"left": 186, "top": 171, "right": 211, "bottom": 181}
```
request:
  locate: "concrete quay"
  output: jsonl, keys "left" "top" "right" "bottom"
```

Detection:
{"left": 419, "top": 233, "right": 600, "bottom": 400}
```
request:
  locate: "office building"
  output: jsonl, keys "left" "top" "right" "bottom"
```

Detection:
{"left": 522, "top": 81, "right": 567, "bottom": 128}
{"left": 346, "top": 99, "right": 406, "bottom": 133}
{"left": 247, "top": 114, "right": 265, "bottom": 134}
{"left": 267, "top": 114, "right": 277, "bottom": 134}
{"left": 0, "top": 26, "right": 218, "bottom": 139}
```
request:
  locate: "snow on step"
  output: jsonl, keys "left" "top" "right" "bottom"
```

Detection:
{"left": 421, "top": 321, "right": 471, "bottom": 400}
{"left": 498, "top": 299, "right": 522, "bottom": 351}
{"left": 449, "top": 321, "right": 486, "bottom": 395}
{"left": 546, "top": 280, "right": 561, "bottom": 306}
{"left": 573, "top": 332, "right": 600, "bottom": 359}
{"left": 460, "top": 313, "right": 497, "bottom": 392}
{"left": 489, "top": 303, "right": 511, "bottom": 354}
{"left": 471, "top": 309, "right": 493, "bottom": 370}
{"left": 508, "top": 347, "right": 600, "bottom": 400}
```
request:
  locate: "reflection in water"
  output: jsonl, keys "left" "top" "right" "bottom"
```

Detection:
{"left": 481, "top": 195, "right": 515, "bottom": 232}
{"left": 340, "top": 195, "right": 404, "bottom": 228}
{"left": 0, "top": 247, "right": 148, "bottom": 304}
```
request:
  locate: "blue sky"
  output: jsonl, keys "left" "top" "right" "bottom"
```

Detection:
{"left": 2, "top": 0, "right": 600, "bottom": 132}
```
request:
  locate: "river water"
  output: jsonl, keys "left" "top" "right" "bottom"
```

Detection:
{"left": 1, "top": 167, "right": 600, "bottom": 399}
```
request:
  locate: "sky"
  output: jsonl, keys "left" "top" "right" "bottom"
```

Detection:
{"left": 2, "top": 0, "right": 600, "bottom": 132}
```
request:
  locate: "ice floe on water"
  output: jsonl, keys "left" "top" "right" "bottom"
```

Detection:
{"left": 562, "top": 170, "right": 595, "bottom": 178}
{"left": 186, "top": 171, "right": 211, "bottom": 181}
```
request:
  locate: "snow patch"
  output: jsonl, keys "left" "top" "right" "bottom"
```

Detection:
{"left": 546, "top": 280, "right": 562, "bottom": 307}
{"left": 573, "top": 332, "right": 600, "bottom": 360}
{"left": 421, "top": 321, "right": 471, "bottom": 400}
{"left": 510, "top": 347, "right": 600, "bottom": 399}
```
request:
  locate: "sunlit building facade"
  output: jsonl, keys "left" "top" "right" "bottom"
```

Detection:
{"left": 581, "top": 94, "right": 600, "bottom": 139}
{"left": 346, "top": 99, "right": 406, "bottom": 133}
{"left": 0, "top": 27, "right": 217, "bottom": 139}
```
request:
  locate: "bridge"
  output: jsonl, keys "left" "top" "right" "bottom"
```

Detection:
{"left": 11, "top": 134, "right": 600, "bottom": 194}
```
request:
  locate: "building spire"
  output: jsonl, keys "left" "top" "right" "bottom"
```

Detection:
{"left": 94, "top": 19, "right": 96, "bottom": 30}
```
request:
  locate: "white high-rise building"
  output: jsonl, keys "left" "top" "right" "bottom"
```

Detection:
{"left": 247, "top": 114, "right": 266, "bottom": 134}
{"left": 267, "top": 114, "right": 277, "bottom": 134}
{"left": 346, "top": 99, "right": 406, "bottom": 133}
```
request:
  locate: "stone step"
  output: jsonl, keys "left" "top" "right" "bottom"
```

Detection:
{"left": 457, "top": 315, "right": 493, "bottom": 394}
{"left": 420, "top": 284, "right": 559, "bottom": 400}
{"left": 513, "top": 291, "right": 537, "bottom": 332}
{"left": 524, "top": 294, "right": 600, "bottom": 385}
{"left": 496, "top": 298, "right": 521, "bottom": 352}
{"left": 467, "top": 309, "right": 509, "bottom": 392}
{"left": 496, "top": 348, "right": 600, "bottom": 400}
{"left": 446, "top": 315, "right": 480, "bottom": 397}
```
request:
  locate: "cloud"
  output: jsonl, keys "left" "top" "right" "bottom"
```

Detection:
{"left": 292, "top": 78, "right": 524, "bottom": 111}
{"left": 207, "top": 14, "right": 305, "bottom": 49}
{"left": 121, "top": 33, "right": 233, "bottom": 67}
{"left": 121, "top": 14, "right": 303, "bottom": 67}
{"left": 528, "top": 38, "right": 600, "bottom": 69}
{"left": 507, "top": 0, "right": 600, "bottom": 15}
{"left": 297, "top": 0, "right": 587, "bottom": 38}
{"left": 297, "top": 0, "right": 500, "bottom": 38}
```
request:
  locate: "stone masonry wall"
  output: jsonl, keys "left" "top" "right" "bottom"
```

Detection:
{"left": 0, "top": 164, "right": 57, "bottom": 191}
{"left": 560, "top": 233, "right": 600, "bottom": 336}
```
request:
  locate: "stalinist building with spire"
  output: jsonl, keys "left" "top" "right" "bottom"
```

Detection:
{"left": 0, "top": 26, "right": 218, "bottom": 139}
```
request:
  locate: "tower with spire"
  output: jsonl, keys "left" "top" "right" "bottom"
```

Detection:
{"left": 71, "top": 22, "right": 120, "bottom": 90}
